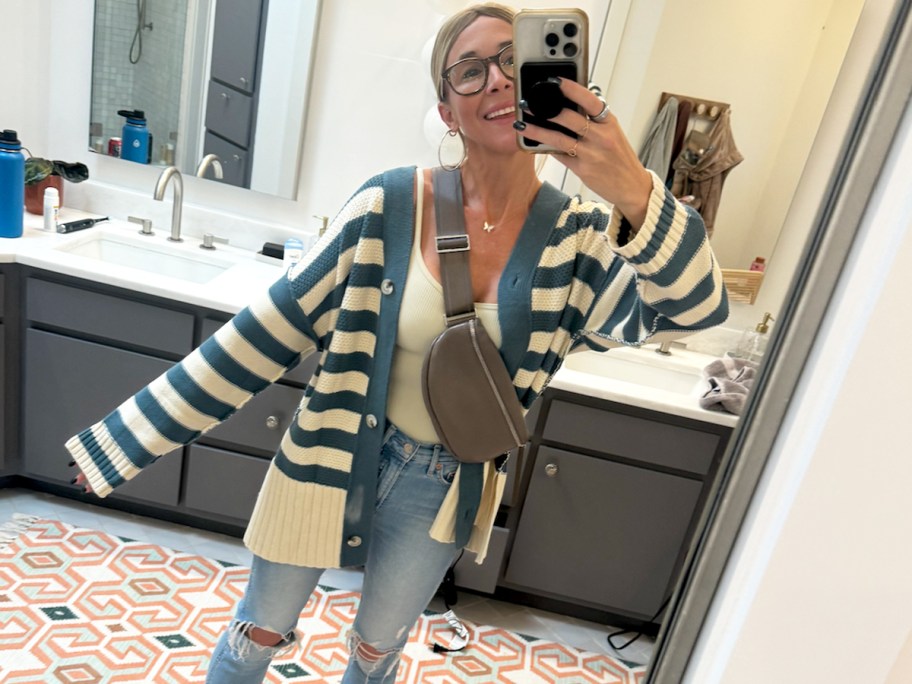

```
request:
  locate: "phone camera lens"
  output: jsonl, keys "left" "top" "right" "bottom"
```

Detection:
{"left": 563, "top": 22, "right": 578, "bottom": 37}
{"left": 545, "top": 32, "right": 559, "bottom": 47}
{"left": 563, "top": 42, "right": 578, "bottom": 57}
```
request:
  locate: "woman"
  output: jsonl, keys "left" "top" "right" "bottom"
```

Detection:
{"left": 68, "top": 4, "right": 727, "bottom": 682}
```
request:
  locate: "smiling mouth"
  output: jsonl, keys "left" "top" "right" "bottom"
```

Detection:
{"left": 484, "top": 105, "right": 516, "bottom": 120}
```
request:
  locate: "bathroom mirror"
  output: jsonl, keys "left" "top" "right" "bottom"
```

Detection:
{"left": 88, "top": 0, "right": 320, "bottom": 198}
{"left": 65, "top": 0, "right": 909, "bottom": 679}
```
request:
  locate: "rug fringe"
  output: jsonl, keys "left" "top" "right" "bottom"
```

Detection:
{"left": 0, "top": 513, "right": 42, "bottom": 550}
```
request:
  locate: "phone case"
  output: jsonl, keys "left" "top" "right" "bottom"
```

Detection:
{"left": 513, "top": 9, "right": 589, "bottom": 153}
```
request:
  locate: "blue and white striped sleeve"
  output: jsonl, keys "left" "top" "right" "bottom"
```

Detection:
{"left": 65, "top": 277, "right": 318, "bottom": 498}
{"left": 577, "top": 171, "right": 729, "bottom": 350}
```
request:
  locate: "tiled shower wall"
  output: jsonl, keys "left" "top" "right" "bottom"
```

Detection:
{"left": 90, "top": 0, "right": 187, "bottom": 163}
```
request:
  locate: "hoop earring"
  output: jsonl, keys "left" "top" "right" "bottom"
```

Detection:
{"left": 438, "top": 128, "right": 467, "bottom": 171}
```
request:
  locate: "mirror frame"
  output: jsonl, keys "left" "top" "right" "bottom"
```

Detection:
{"left": 647, "top": 0, "right": 912, "bottom": 680}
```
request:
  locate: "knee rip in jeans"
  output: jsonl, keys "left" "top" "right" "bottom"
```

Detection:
{"left": 226, "top": 620, "right": 300, "bottom": 661}
{"left": 347, "top": 629, "right": 402, "bottom": 678}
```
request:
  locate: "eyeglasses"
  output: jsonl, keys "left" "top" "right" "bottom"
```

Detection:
{"left": 442, "top": 44, "right": 514, "bottom": 97}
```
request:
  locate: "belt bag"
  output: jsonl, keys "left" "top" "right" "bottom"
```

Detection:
{"left": 421, "top": 168, "right": 529, "bottom": 463}
{"left": 422, "top": 316, "right": 528, "bottom": 462}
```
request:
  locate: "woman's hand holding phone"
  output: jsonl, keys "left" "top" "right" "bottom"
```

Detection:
{"left": 511, "top": 9, "right": 651, "bottom": 229}
{"left": 516, "top": 78, "right": 653, "bottom": 230}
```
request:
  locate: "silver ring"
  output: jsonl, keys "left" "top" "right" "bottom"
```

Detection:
{"left": 591, "top": 99, "right": 611, "bottom": 123}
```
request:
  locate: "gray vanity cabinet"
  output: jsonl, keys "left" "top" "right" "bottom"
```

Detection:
{"left": 506, "top": 445, "right": 703, "bottom": 617}
{"left": 21, "top": 276, "right": 194, "bottom": 506}
{"left": 0, "top": 270, "right": 7, "bottom": 473}
{"left": 0, "top": 321, "right": 5, "bottom": 473}
{"left": 503, "top": 390, "right": 731, "bottom": 625}
{"left": 18, "top": 273, "right": 311, "bottom": 530}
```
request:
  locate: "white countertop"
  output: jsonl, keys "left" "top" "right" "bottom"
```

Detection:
{"left": 550, "top": 346, "right": 740, "bottom": 427}
{"left": 4, "top": 212, "right": 740, "bottom": 428}
{"left": 6, "top": 212, "right": 283, "bottom": 315}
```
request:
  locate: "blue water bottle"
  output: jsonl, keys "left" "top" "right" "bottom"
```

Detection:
{"left": 118, "top": 109, "right": 151, "bottom": 164}
{"left": 0, "top": 129, "right": 25, "bottom": 238}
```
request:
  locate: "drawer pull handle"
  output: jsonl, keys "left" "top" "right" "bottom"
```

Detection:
{"left": 265, "top": 416, "right": 280, "bottom": 430}
{"left": 544, "top": 463, "right": 559, "bottom": 477}
{"left": 221, "top": 92, "right": 230, "bottom": 101}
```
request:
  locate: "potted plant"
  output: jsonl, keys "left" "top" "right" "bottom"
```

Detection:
{"left": 24, "top": 158, "right": 89, "bottom": 214}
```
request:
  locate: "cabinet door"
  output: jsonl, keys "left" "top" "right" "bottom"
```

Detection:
{"left": 22, "top": 329, "right": 182, "bottom": 506}
{"left": 184, "top": 444, "right": 269, "bottom": 522}
{"left": 0, "top": 322, "right": 5, "bottom": 471}
{"left": 203, "top": 132, "right": 249, "bottom": 188}
{"left": 505, "top": 445, "right": 702, "bottom": 618}
{"left": 205, "top": 80, "right": 254, "bottom": 148}
{"left": 210, "top": 0, "right": 263, "bottom": 93}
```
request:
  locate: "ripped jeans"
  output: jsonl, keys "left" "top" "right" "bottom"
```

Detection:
{"left": 205, "top": 424, "right": 462, "bottom": 683}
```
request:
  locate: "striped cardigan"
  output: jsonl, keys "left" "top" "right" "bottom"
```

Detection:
{"left": 66, "top": 165, "right": 728, "bottom": 569}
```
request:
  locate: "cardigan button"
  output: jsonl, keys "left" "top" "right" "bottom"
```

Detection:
{"left": 365, "top": 414, "right": 378, "bottom": 429}
{"left": 347, "top": 535, "right": 362, "bottom": 547}
{"left": 380, "top": 279, "right": 394, "bottom": 295}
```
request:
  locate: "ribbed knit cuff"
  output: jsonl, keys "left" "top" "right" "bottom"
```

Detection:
{"left": 607, "top": 170, "right": 686, "bottom": 268}
{"left": 64, "top": 425, "right": 139, "bottom": 499}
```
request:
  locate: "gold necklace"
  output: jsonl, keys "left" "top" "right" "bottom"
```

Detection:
{"left": 472, "top": 179, "right": 540, "bottom": 235}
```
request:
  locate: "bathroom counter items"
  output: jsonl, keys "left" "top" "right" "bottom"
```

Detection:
{"left": 2, "top": 213, "right": 282, "bottom": 314}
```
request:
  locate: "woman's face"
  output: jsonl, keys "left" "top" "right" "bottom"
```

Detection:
{"left": 439, "top": 16, "right": 517, "bottom": 157}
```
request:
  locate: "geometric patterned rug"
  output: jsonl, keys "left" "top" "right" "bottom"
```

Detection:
{"left": 0, "top": 516, "right": 647, "bottom": 683}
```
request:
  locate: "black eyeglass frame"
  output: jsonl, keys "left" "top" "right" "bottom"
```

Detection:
{"left": 442, "top": 44, "right": 514, "bottom": 97}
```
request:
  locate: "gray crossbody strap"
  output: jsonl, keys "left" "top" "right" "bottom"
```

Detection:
{"left": 432, "top": 167, "right": 475, "bottom": 325}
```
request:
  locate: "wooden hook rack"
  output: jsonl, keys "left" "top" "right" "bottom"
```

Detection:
{"left": 659, "top": 92, "right": 730, "bottom": 120}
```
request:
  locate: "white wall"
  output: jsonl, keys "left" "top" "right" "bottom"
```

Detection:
{"left": 1, "top": 6, "right": 51, "bottom": 155}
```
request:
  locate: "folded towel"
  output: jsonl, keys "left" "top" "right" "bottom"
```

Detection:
{"left": 699, "top": 355, "right": 758, "bottom": 415}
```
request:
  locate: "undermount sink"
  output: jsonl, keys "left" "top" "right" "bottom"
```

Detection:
{"left": 561, "top": 349, "right": 705, "bottom": 395}
{"left": 55, "top": 232, "right": 232, "bottom": 284}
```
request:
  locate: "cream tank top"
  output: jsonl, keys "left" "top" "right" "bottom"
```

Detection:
{"left": 386, "top": 170, "right": 501, "bottom": 443}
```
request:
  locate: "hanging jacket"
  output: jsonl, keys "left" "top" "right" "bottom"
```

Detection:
{"left": 671, "top": 109, "right": 744, "bottom": 237}
{"left": 639, "top": 95, "right": 679, "bottom": 178}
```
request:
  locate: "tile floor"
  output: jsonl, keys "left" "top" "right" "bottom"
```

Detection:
{"left": 0, "top": 487, "right": 656, "bottom": 667}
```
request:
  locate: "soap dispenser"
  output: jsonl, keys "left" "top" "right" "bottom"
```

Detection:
{"left": 734, "top": 312, "right": 774, "bottom": 363}
{"left": 118, "top": 109, "right": 152, "bottom": 164}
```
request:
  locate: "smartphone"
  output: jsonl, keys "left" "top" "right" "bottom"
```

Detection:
{"left": 513, "top": 9, "right": 589, "bottom": 153}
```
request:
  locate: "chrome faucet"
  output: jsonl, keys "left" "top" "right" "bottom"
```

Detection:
{"left": 656, "top": 340, "right": 673, "bottom": 356}
{"left": 153, "top": 166, "right": 183, "bottom": 242}
{"left": 195, "top": 154, "right": 224, "bottom": 180}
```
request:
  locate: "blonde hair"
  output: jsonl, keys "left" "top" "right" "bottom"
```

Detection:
{"left": 431, "top": 3, "right": 515, "bottom": 102}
